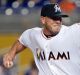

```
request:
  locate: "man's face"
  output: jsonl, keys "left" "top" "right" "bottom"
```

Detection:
{"left": 41, "top": 16, "right": 62, "bottom": 36}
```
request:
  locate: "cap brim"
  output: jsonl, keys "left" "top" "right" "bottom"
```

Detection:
{"left": 46, "top": 13, "right": 69, "bottom": 21}
{"left": 47, "top": 14, "right": 69, "bottom": 21}
{"left": 55, "top": 13, "right": 69, "bottom": 18}
{"left": 61, "top": 15, "right": 69, "bottom": 17}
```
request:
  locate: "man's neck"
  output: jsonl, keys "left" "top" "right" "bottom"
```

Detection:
{"left": 43, "top": 28, "right": 54, "bottom": 38}
{"left": 43, "top": 28, "right": 60, "bottom": 38}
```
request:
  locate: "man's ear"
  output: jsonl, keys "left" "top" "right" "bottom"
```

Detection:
{"left": 40, "top": 16, "right": 46, "bottom": 24}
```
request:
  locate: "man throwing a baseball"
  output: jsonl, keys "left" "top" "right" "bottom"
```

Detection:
{"left": 3, "top": 3, "right": 80, "bottom": 75}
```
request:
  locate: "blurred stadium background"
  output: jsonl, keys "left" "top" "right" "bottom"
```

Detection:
{"left": 0, "top": 0, "right": 80, "bottom": 75}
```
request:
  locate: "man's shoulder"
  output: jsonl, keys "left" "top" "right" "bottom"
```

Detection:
{"left": 68, "top": 23, "right": 80, "bottom": 29}
{"left": 24, "top": 27, "right": 42, "bottom": 33}
{"left": 62, "top": 23, "right": 80, "bottom": 29}
{"left": 21, "top": 27, "right": 42, "bottom": 36}
{"left": 31, "top": 27, "right": 42, "bottom": 31}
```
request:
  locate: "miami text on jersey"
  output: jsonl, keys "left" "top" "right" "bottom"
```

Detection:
{"left": 36, "top": 48, "right": 70, "bottom": 61}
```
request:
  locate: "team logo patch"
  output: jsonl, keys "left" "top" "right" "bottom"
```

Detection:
{"left": 54, "top": 4, "right": 61, "bottom": 12}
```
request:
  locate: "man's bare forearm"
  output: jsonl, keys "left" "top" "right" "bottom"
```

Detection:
{"left": 9, "top": 40, "right": 26, "bottom": 57}
{"left": 3, "top": 40, "right": 26, "bottom": 68}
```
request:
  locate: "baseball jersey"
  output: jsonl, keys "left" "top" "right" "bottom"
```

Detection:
{"left": 19, "top": 23, "right": 80, "bottom": 75}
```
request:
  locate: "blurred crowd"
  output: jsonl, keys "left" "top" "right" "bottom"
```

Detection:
{"left": 0, "top": 0, "right": 80, "bottom": 25}
{"left": 0, "top": 0, "right": 80, "bottom": 15}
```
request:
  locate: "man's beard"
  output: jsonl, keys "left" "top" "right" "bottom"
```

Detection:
{"left": 47, "top": 26, "right": 60, "bottom": 37}
{"left": 49, "top": 30, "right": 59, "bottom": 36}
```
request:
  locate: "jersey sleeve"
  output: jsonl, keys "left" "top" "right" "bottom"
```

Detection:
{"left": 70, "top": 23, "right": 80, "bottom": 33}
{"left": 18, "top": 29, "right": 32, "bottom": 48}
{"left": 70, "top": 23, "right": 80, "bottom": 47}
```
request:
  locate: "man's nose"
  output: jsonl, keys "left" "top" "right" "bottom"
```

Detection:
{"left": 55, "top": 20, "right": 61, "bottom": 24}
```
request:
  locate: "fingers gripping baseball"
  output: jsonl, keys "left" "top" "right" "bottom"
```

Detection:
{"left": 3, "top": 53, "right": 13, "bottom": 68}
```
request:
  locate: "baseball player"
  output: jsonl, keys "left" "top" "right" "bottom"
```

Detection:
{"left": 3, "top": 3, "right": 80, "bottom": 75}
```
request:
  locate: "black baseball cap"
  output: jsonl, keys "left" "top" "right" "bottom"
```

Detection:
{"left": 41, "top": 3, "right": 68, "bottom": 20}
